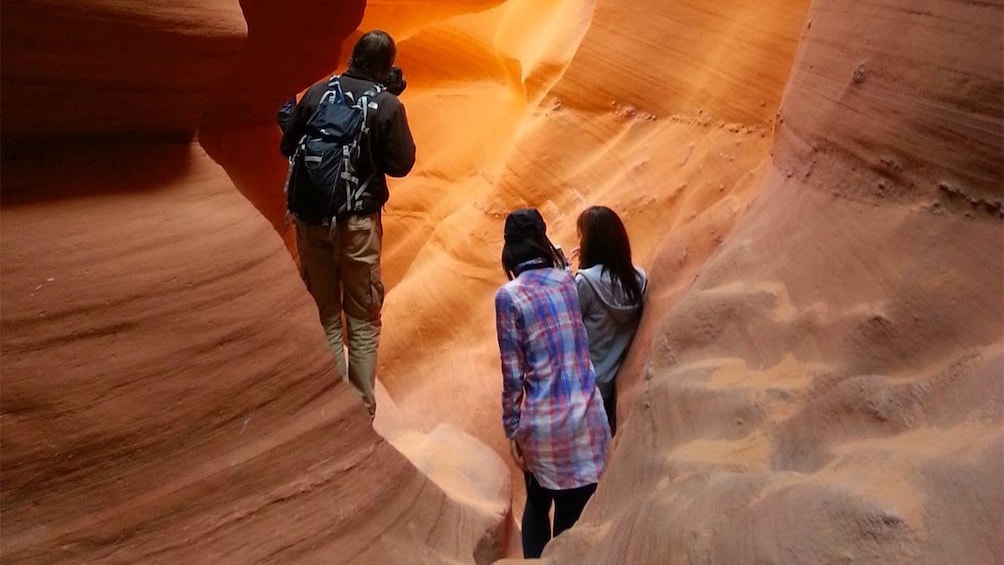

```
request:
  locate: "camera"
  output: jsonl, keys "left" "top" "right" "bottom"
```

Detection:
{"left": 384, "top": 66, "right": 407, "bottom": 95}
{"left": 553, "top": 245, "right": 571, "bottom": 271}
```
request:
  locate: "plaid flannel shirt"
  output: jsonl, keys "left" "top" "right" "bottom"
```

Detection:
{"left": 495, "top": 267, "right": 611, "bottom": 490}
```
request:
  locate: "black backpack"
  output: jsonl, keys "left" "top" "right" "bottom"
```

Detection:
{"left": 285, "top": 76, "right": 385, "bottom": 225}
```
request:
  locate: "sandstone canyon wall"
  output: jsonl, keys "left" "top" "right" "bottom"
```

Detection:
{"left": 515, "top": 1, "right": 1004, "bottom": 563}
{"left": 2, "top": 1, "right": 508, "bottom": 563}
{"left": 2, "top": 0, "right": 1001, "bottom": 564}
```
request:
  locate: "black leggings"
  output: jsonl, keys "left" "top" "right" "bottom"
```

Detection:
{"left": 522, "top": 471, "right": 597, "bottom": 558}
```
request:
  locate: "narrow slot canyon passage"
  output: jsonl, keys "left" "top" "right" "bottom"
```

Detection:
{"left": 2, "top": 1, "right": 1001, "bottom": 564}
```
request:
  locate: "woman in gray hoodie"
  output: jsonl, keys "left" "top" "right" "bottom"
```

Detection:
{"left": 574, "top": 206, "right": 647, "bottom": 435}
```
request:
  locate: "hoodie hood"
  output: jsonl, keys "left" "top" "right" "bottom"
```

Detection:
{"left": 576, "top": 265, "right": 647, "bottom": 322}
{"left": 574, "top": 264, "right": 647, "bottom": 397}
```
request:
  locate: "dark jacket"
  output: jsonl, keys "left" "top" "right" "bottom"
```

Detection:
{"left": 280, "top": 73, "right": 416, "bottom": 217}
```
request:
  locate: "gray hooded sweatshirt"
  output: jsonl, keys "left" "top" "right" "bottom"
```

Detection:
{"left": 575, "top": 265, "right": 647, "bottom": 399}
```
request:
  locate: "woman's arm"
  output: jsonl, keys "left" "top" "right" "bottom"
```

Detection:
{"left": 494, "top": 289, "right": 525, "bottom": 440}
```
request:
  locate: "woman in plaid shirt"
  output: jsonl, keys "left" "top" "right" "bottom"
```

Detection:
{"left": 494, "top": 208, "right": 611, "bottom": 559}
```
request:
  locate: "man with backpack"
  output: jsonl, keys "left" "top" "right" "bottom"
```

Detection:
{"left": 280, "top": 30, "right": 416, "bottom": 418}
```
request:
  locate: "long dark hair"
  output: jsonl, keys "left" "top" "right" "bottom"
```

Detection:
{"left": 501, "top": 208, "right": 565, "bottom": 280}
{"left": 577, "top": 206, "right": 643, "bottom": 304}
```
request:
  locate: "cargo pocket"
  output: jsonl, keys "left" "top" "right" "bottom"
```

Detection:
{"left": 343, "top": 213, "right": 384, "bottom": 321}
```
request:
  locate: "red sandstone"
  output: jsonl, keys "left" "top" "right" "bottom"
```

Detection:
{"left": 2, "top": 1, "right": 1000, "bottom": 563}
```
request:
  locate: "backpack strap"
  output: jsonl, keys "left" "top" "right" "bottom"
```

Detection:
{"left": 345, "top": 84, "right": 386, "bottom": 213}
{"left": 320, "top": 75, "right": 347, "bottom": 106}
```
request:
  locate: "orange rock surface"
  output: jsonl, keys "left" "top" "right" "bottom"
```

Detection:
{"left": 2, "top": 0, "right": 1001, "bottom": 563}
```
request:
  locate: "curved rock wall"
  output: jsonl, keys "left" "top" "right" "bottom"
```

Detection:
{"left": 2, "top": 0, "right": 1001, "bottom": 563}
{"left": 526, "top": 0, "right": 1003, "bottom": 563}
{"left": 0, "top": 0, "right": 245, "bottom": 145}
{"left": 1, "top": 2, "right": 508, "bottom": 563}
{"left": 371, "top": 0, "right": 813, "bottom": 528}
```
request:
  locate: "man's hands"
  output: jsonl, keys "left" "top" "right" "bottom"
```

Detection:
{"left": 384, "top": 66, "right": 407, "bottom": 95}
{"left": 509, "top": 438, "right": 525, "bottom": 470}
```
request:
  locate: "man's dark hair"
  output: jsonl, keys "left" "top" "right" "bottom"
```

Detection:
{"left": 577, "top": 206, "right": 643, "bottom": 304}
{"left": 348, "top": 30, "right": 396, "bottom": 82}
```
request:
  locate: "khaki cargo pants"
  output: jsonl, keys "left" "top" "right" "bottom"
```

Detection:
{"left": 295, "top": 213, "right": 384, "bottom": 414}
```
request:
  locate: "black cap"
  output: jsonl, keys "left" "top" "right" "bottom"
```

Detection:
{"left": 504, "top": 208, "right": 547, "bottom": 242}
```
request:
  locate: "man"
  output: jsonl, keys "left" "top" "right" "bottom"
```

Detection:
{"left": 280, "top": 30, "right": 416, "bottom": 417}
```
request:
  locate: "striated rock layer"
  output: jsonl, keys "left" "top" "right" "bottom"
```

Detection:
{"left": 2, "top": 0, "right": 1002, "bottom": 564}
{"left": 1, "top": 2, "right": 508, "bottom": 563}
{"left": 371, "top": 0, "right": 813, "bottom": 527}
{"left": 519, "top": 0, "right": 1003, "bottom": 563}
{"left": 0, "top": 0, "right": 245, "bottom": 145}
